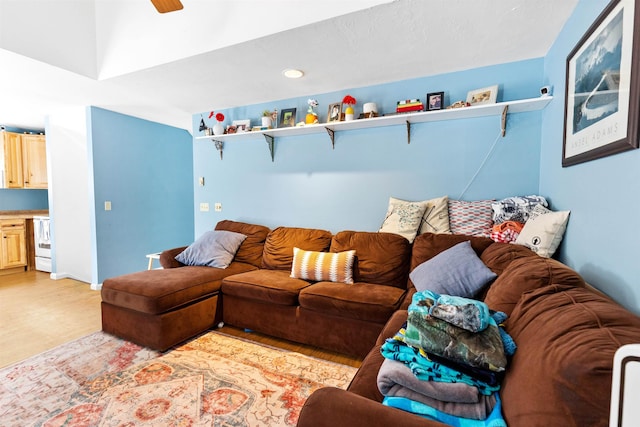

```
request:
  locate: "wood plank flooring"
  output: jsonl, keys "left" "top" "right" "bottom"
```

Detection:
{"left": 0, "top": 271, "right": 362, "bottom": 369}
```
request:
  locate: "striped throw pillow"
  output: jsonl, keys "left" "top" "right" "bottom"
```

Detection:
{"left": 291, "top": 247, "right": 356, "bottom": 284}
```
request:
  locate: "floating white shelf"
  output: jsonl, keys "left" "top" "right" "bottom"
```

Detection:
{"left": 195, "top": 96, "right": 553, "bottom": 161}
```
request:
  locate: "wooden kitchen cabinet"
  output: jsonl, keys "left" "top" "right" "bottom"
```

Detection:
{"left": 21, "top": 134, "right": 48, "bottom": 188}
{"left": 0, "top": 218, "right": 27, "bottom": 271}
{"left": 1, "top": 131, "right": 47, "bottom": 189}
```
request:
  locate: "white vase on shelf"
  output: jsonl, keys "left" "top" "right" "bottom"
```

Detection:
{"left": 213, "top": 123, "right": 224, "bottom": 136}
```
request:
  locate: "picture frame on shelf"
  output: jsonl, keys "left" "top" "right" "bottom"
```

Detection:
{"left": 562, "top": 0, "right": 639, "bottom": 167}
{"left": 232, "top": 119, "right": 251, "bottom": 133}
{"left": 466, "top": 85, "right": 499, "bottom": 105}
{"left": 327, "top": 103, "right": 342, "bottom": 122}
{"left": 279, "top": 108, "right": 296, "bottom": 128}
{"left": 426, "top": 92, "right": 445, "bottom": 111}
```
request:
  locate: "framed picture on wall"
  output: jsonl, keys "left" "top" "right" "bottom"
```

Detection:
{"left": 563, "top": 0, "right": 640, "bottom": 167}
{"left": 426, "top": 92, "right": 444, "bottom": 111}
{"left": 466, "top": 85, "right": 498, "bottom": 105}
{"left": 279, "top": 108, "right": 296, "bottom": 128}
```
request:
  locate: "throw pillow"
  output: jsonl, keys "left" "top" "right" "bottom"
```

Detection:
{"left": 291, "top": 247, "right": 356, "bottom": 284}
{"left": 379, "top": 197, "right": 428, "bottom": 243}
{"left": 515, "top": 210, "right": 570, "bottom": 258}
{"left": 418, "top": 195, "right": 451, "bottom": 235}
{"left": 175, "top": 230, "right": 247, "bottom": 268}
{"left": 409, "top": 240, "right": 497, "bottom": 297}
{"left": 448, "top": 199, "right": 494, "bottom": 237}
{"left": 491, "top": 195, "right": 549, "bottom": 224}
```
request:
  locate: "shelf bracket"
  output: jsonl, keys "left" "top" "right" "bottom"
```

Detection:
{"left": 264, "top": 134, "right": 275, "bottom": 162}
{"left": 501, "top": 105, "right": 509, "bottom": 137}
{"left": 325, "top": 127, "right": 335, "bottom": 149}
{"left": 406, "top": 120, "right": 411, "bottom": 144}
{"left": 212, "top": 139, "right": 223, "bottom": 160}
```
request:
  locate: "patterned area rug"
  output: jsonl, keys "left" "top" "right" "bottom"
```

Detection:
{"left": 0, "top": 331, "right": 357, "bottom": 426}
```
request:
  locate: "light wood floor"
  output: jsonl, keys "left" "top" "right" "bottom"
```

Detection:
{"left": 0, "top": 271, "right": 362, "bottom": 369}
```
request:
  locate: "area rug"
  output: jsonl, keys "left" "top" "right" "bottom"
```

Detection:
{"left": 0, "top": 331, "right": 357, "bottom": 426}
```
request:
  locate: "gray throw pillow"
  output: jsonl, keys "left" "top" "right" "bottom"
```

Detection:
{"left": 176, "top": 230, "right": 247, "bottom": 268}
{"left": 409, "top": 240, "right": 496, "bottom": 297}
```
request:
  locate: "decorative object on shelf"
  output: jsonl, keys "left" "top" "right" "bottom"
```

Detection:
{"left": 342, "top": 95, "right": 356, "bottom": 121}
{"left": 447, "top": 100, "right": 471, "bottom": 109}
{"left": 306, "top": 99, "right": 319, "bottom": 124}
{"left": 563, "top": 0, "right": 639, "bottom": 167}
{"left": 540, "top": 85, "right": 553, "bottom": 97}
{"left": 396, "top": 99, "right": 424, "bottom": 113}
{"left": 466, "top": 85, "right": 499, "bottom": 105}
{"left": 327, "top": 102, "right": 341, "bottom": 122}
{"left": 279, "top": 108, "right": 296, "bottom": 127}
{"left": 426, "top": 92, "right": 445, "bottom": 111}
{"left": 362, "top": 102, "right": 378, "bottom": 118}
{"left": 232, "top": 119, "right": 250, "bottom": 133}
{"left": 212, "top": 112, "right": 225, "bottom": 136}
{"left": 198, "top": 115, "right": 207, "bottom": 132}
{"left": 262, "top": 110, "right": 273, "bottom": 128}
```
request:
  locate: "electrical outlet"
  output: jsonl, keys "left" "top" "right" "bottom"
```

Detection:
{"left": 200, "top": 202, "right": 209, "bottom": 212}
{"left": 214, "top": 202, "right": 222, "bottom": 212}
{"left": 104, "top": 201, "right": 112, "bottom": 211}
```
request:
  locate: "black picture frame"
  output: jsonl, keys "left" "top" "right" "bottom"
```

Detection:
{"left": 563, "top": 0, "right": 640, "bottom": 167}
{"left": 279, "top": 108, "right": 296, "bottom": 128}
{"left": 426, "top": 92, "right": 444, "bottom": 111}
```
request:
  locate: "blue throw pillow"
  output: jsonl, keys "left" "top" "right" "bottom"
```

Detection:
{"left": 409, "top": 240, "right": 497, "bottom": 297}
{"left": 176, "top": 230, "right": 246, "bottom": 268}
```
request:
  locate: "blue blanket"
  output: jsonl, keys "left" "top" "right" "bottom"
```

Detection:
{"left": 383, "top": 394, "right": 507, "bottom": 427}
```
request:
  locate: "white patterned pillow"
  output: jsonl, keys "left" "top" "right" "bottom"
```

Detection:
{"left": 418, "top": 195, "right": 451, "bottom": 235}
{"left": 379, "top": 197, "right": 428, "bottom": 242}
{"left": 448, "top": 199, "right": 495, "bottom": 238}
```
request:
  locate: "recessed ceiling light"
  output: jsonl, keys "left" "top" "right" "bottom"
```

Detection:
{"left": 283, "top": 69, "right": 304, "bottom": 79}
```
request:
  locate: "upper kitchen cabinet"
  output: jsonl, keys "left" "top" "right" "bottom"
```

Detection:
{"left": 1, "top": 131, "right": 48, "bottom": 189}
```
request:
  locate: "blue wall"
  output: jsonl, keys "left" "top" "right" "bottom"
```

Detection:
{"left": 541, "top": 0, "right": 640, "bottom": 313}
{"left": 88, "top": 107, "right": 194, "bottom": 282}
{"left": 193, "top": 59, "right": 544, "bottom": 236}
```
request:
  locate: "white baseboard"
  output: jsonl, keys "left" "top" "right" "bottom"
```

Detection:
{"left": 49, "top": 272, "right": 102, "bottom": 291}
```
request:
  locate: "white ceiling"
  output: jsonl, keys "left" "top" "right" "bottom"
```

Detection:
{"left": 0, "top": 0, "right": 578, "bottom": 133}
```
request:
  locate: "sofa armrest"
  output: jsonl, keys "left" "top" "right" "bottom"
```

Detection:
{"left": 159, "top": 246, "right": 187, "bottom": 269}
{"left": 297, "top": 387, "right": 449, "bottom": 427}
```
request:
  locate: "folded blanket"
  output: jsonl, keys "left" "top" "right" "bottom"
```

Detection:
{"left": 407, "top": 294, "right": 507, "bottom": 372}
{"left": 383, "top": 394, "right": 506, "bottom": 427}
{"left": 378, "top": 359, "right": 497, "bottom": 420}
{"left": 378, "top": 358, "right": 480, "bottom": 403}
{"left": 418, "top": 290, "right": 491, "bottom": 333}
{"left": 380, "top": 337, "right": 500, "bottom": 395}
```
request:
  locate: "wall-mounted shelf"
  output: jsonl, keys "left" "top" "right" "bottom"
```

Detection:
{"left": 195, "top": 96, "right": 552, "bottom": 161}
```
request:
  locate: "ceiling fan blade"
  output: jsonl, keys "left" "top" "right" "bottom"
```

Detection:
{"left": 151, "top": 0, "right": 183, "bottom": 13}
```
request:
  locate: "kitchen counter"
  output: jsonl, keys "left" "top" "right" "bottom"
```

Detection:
{"left": 0, "top": 210, "right": 49, "bottom": 219}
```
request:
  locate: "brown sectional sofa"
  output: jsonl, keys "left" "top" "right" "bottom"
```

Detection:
{"left": 101, "top": 219, "right": 640, "bottom": 425}
{"left": 297, "top": 232, "right": 640, "bottom": 427}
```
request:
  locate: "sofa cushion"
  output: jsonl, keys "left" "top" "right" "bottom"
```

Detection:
{"left": 261, "top": 227, "right": 333, "bottom": 270}
{"left": 175, "top": 230, "right": 246, "bottom": 268}
{"left": 215, "top": 220, "right": 270, "bottom": 268}
{"left": 299, "top": 282, "right": 406, "bottom": 323}
{"left": 483, "top": 256, "right": 585, "bottom": 316}
{"left": 291, "top": 247, "right": 356, "bottom": 284}
{"left": 101, "top": 262, "right": 256, "bottom": 314}
{"left": 330, "top": 231, "right": 412, "bottom": 289}
{"left": 479, "top": 242, "right": 536, "bottom": 276}
{"left": 409, "top": 240, "right": 496, "bottom": 297}
{"left": 221, "top": 269, "right": 313, "bottom": 306}
{"left": 501, "top": 285, "right": 640, "bottom": 426}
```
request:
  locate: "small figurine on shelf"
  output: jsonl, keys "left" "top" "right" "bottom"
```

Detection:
{"left": 262, "top": 110, "right": 273, "bottom": 128}
{"left": 306, "top": 99, "right": 319, "bottom": 124}
{"left": 342, "top": 95, "right": 356, "bottom": 121}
